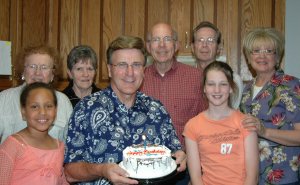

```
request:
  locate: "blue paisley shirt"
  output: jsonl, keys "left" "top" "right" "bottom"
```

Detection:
{"left": 240, "top": 70, "right": 300, "bottom": 185}
{"left": 64, "top": 86, "right": 182, "bottom": 185}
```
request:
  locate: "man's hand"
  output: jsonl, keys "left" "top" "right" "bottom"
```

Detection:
{"left": 102, "top": 163, "right": 138, "bottom": 185}
{"left": 172, "top": 150, "right": 187, "bottom": 172}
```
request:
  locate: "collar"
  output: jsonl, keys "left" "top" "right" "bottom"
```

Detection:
{"left": 149, "top": 59, "right": 179, "bottom": 77}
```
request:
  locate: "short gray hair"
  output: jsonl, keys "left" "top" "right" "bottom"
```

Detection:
{"left": 67, "top": 45, "right": 98, "bottom": 70}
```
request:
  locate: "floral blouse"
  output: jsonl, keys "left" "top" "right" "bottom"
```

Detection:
{"left": 240, "top": 70, "right": 300, "bottom": 185}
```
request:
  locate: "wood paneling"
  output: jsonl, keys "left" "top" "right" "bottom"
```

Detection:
{"left": 193, "top": 0, "right": 215, "bottom": 25}
{"left": 274, "top": 0, "right": 286, "bottom": 69}
{"left": 0, "top": 0, "right": 10, "bottom": 40}
{"left": 170, "top": 0, "right": 191, "bottom": 54}
{"left": 0, "top": 76, "right": 12, "bottom": 90}
{"left": 22, "top": 0, "right": 47, "bottom": 46}
{"left": 124, "top": 0, "right": 145, "bottom": 38}
{"left": 0, "top": 0, "right": 286, "bottom": 90}
{"left": 216, "top": 0, "right": 239, "bottom": 73}
{"left": 274, "top": 0, "right": 285, "bottom": 31}
{"left": 10, "top": 0, "right": 22, "bottom": 58}
{"left": 59, "top": 0, "right": 80, "bottom": 79}
{"left": 81, "top": 0, "right": 101, "bottom": 84}
{"left": 0, "top": 0, "right": 13, "bottom": 88}
{"left": 147, "top": 0, "right": 169, "bottom": 29}
{"left": 47, "top": 0, "right": 59, "bottom": 48}
{"left": 101, "top": 0, "right": 123, "bottom": 84}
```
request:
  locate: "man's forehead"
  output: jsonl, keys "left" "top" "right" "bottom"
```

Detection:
{"left": 196, "top": 28, "right": 217, "bottom": 37}
{"left": 151, "top": 24, "right": 173, "bottom": 36}
{"left": 112, "top": 49, "right": 145, "bottom": 61}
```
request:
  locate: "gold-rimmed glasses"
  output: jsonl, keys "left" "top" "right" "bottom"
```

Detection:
{"left": 24, "top": 64, "right": 53, "bottom": 72}
{"left": 250, "top": 49, "right": 276, "bottom": 55}
{"left": 149, "top": 36, "right": 175, "bottom": 44}
{"left": 195, "top": 37, "right": 216, "bottom": 45}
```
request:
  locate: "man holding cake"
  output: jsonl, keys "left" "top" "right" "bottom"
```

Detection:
{"left": 64, "top": 35, "right": 186, "bottom": 185}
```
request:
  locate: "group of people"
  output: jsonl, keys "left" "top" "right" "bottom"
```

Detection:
{"left": 0, "top": 20, "right": 299, "bottom": 185}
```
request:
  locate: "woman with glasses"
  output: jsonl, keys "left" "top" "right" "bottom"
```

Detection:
{"left": 62, "top": 45, "right": 100, "bottom": 107}
{"left": 240, "top": 28, "right": 300, "bottom": 185}
{"left": 0, "top": 45, "right": 73, "bottom": 143}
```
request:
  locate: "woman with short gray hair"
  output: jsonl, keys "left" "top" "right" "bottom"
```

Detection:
{"left": 62, "top": 45, "right": 100, "bottom": 107}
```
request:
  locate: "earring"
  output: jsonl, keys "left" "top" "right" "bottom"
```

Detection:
{"left": 21, "top": 74, "right": 25, "bottom": 80}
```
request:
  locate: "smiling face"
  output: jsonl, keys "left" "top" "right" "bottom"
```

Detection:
{"left": 107, "top": 48, "right": 145, "bottom": 102}
{"left": 192, "top": 27, "right": 219, "bottom": 68}
{"left": 21, "top": 88, "right": 57, "bottom": 133}
{"left": 204, "top": 69, "right": 232, "bottom": 107}
{"left": 146, "top": 23, "right": 179, "bottom": 63}
{"left": 23, "top": 54, "right": 54, "bottom": 84}
{"left": 67, "top": 59, "right": 96, "bottom": 90}
{"left": 249, "top": 40, "right": 277, "bottom": 75}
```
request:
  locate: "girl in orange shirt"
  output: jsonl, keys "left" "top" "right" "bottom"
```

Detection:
{"left": 0, "top": 82, "right": 68, "bottom": 185}
{"left": 183, "top": 61, "right": 259, "bottom": 185}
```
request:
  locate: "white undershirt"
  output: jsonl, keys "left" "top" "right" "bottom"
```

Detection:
{"left": 252, "top": 85, "right": 263, "bottom": 99}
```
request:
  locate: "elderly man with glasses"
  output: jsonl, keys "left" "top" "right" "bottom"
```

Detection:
{"left": 140, "top": 22, "right": 207, "bottom": 185}
{"left": 191, "top": 21, "right": 244, "bottom": 109}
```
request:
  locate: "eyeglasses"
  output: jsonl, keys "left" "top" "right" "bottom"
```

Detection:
{"left": 195, "top": 37, "right": 216, "bottom": 45}
{"left": 110, "top": 62, "right": 144, "bottom": 70}
{"left": 250, "top": 49, "right": 276, "bottom": 55}
{"left": 149, "top": 36, "right": 174, "bottom": 44}
{"left": 24, "top": 64, "right": 53, "bottom": 72}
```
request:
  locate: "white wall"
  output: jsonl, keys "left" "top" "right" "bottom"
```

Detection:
{"left": 285, "top": 0, "right": 300, "bottom": 78}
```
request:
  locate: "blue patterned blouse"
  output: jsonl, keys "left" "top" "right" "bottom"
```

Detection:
{"left": 64, "top": 86, "right": 182, "bottom": 185}
{"left": 240, "top": 70, "right": 300, "bottom": 185}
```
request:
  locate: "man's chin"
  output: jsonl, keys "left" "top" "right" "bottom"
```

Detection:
{"left": 155, "top": 58, "right": 172, "bottom": 63}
